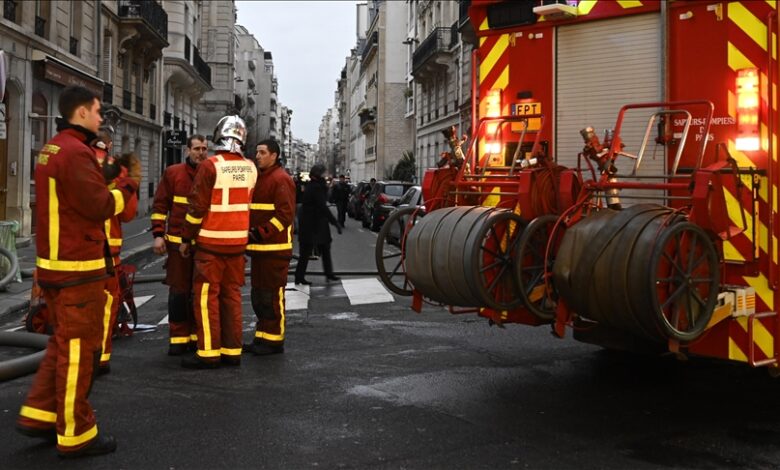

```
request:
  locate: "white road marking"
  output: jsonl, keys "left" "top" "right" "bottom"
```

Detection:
{"left": 341, "top": 278, "right": 394, "bottom": 305}
{"left": 285, "top": 282, "right": 309, "bottom": 311}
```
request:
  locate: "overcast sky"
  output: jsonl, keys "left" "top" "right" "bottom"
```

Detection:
{"left": 236, "top": 1, "right": 360, "bottom": 144}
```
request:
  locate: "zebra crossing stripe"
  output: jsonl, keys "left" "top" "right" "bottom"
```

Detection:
{"left": 341, "top": 278, "right": 394, "bottom": 305}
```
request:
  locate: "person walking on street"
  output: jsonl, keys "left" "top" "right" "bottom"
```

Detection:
{"left": 16, "top": 85, "right": 139, "bottom": 458}
{"left": 95, "top": 134, "right": 140, "bottom": 374}
{"left": 294, "top": 164, "right": 342, "bottom": 285}
{"left": 244, "top": 139, "right": 296, "bottom": 356}
{"left": 179, "top": 116, "right": 257, "bottom": 369}
{"left": 331, "top": 174, "right": 350, "bottom": 227}
{"left": 150, "top": 135, "right": 208, "bottom": 355}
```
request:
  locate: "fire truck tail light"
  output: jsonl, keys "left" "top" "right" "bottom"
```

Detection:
{"left": 735, "top": 68, "right": 760, "bottom": 152}
{"left": 487, "top": 142, "right": 502, "bottom": 154}
{"left": 485, "top": 89, "right": 502, "bottom": 118}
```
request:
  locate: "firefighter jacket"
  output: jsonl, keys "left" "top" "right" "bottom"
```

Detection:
{"left": 97, "top": 150, "right": 138, "bottom": 261}
{"left": 35, "top": 124, "right": 137, "bottom": 287}
{"left": 247, "top": 163, "right": 296, "bottom": 258}
{"left": 150, "top": 159, "right": 198, "bottom": 245}
{"left": 182, "top": 152, "right": 257, "bottom": 255}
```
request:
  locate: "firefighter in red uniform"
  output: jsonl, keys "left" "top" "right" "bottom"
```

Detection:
{"left": 16, "top": 86, "right": 139, "bottom": 458}
{"left": 180, "top": 116, "right": 257, "bottom": 369}
{"left": 150, "top": 135, "right": 208, "bottom": 355}
{"left": 244, "top": 139, "right": 296, "bottom": 356}
{"left": 93, "top": 131, "right": 140, "bottom": 374}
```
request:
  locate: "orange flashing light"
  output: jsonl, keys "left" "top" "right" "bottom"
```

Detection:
{"left": 484, "top": 89, "right": 503, "bottom": 136}
{"left": 736, "top": 68, "right": 760, "bottom": 151}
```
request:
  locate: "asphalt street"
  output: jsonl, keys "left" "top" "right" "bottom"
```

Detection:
{"left": 2, "top": 215, "right": 780, "bottom": 469}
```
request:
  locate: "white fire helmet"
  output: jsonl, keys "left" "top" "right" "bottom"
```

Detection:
{"left": 212, "top": 115, "right": 247, "bottom": 155}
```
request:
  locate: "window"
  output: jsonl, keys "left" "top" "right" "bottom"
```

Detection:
{"left": 102, "top": 31, "right": 112, "bottom": 82}
{"left": 69, "top": 1, "right": 82, "bottom": 55}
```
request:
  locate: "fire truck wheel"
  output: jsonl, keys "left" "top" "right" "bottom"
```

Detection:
{"left": 470, "top": 211, "right": 526, "bottom": 311}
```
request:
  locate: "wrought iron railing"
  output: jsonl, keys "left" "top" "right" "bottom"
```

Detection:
{"left": 412, "top": 27, "right": 457, "bottom": 72}
{"left": 193, "top": 46, "right": 211, "bottom": 86}
{"left": 118, "top": 0, "right": 168, "bottom": 42}
{"left": 362, "top": 30, "right": 378, "bottom": 62}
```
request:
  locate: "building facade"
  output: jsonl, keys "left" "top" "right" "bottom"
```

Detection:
{"left": 0, "top": 0, "right": 168, "bottom": 236}
{"left": 409, "top": 0, "right": 474, "bottom": 182}
{"left": 235, "top": 24, "right": 273, "bottom": 149}
{"left": 195, "top": 0, "right": 236, "bottom": 139}
{"left": 161, "top": 0, "right": 212, "bottom": 168}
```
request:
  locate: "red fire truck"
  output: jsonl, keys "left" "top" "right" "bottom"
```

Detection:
{"left": 375, "top": 0, "right": 780, "bottom": 373}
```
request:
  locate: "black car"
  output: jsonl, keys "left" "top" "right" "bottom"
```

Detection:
{"left": 347, "top": 181, "right": 372, "bottom": 220}
{"left": 362, "top": 181, "right": 415, "bottom": 232}
{"left": 385, "top": 186, "right": 423, "bottom": 245}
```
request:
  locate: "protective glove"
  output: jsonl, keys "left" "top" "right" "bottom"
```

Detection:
{"left": 248, "top": 227, "right": 262, "bottom": 243}
{"left": 117, "top": 153, "right": 142, "bottom": 185}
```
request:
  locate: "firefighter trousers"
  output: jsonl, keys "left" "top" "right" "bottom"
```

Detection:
{"left": 17, "top": 280, "right": 108, "bottom": 454}
{"left": 250, "top": 256, "right": 290, "bottom": 345}
{"left": 192, "top": 250, "right": 245, "bottom": 364}
{"left": 100, "top": 272, "right": 120, "bottom": 366}
{"left": 165, "top": 246, "right": 195, "bottom": 346}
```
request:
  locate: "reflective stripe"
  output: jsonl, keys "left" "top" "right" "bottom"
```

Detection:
{"left": 269, "top": 217, "right": 284, "bottom": 232}
{"left": 199, "top": 228, "right": 248, "bottom": 239}
{"left": 197, "top": 349, "right": 221, "bottom": 358}
{"left": 19, "top": 405, "right": 56, "bottom": 423}
{"left": 170, "top": 336, "right": 190, "bottom": 344}
{"left": 100, "top": 290, "right": 112, "bottom": 363}
{"left": 165, "top": 234, "right": 183, "bottom": 244}
{"left": 49, "top": 177, "right": 59, "bottom": 260}
{"left": 36, "top": 257, "right": 106, "bottom": 271}
{"left": 186, "top": 214, "right": 203, "bottom": 224}
{"left": 173, "top": 196, "right": 188, "bottom": 204}
{"left": 151, "top": 213, "right": 167, "bottom": 221}
{"left": 58, "top": 424, "right": 98, "bottom": 448}
{"left": 107, "top": 238, "right": 122, "bottom": 247}
{"left": 250, "top": 203, "right": 275, "bottom": 210}
{"left": 255, "top": 331, "right": 284, "bottom": 341}
{"left": 200, "top": 283, "right": 211, "bottom": 350}
{"left": 220, "top": 347, "right": 242, "bottom": 356}
{"left": 64, "top": 338, "right": 80, "bottom": 436}
{"left": 209, "top": 203, "right": 250, "bottom": 212}
{"left": 190, "top": 334, "right": 198, "bottom": 341}
{"left": 110, "top": 189, "right": 125, "bottom": 216}
{"left": 246, "top": 242, "right": 293, "bottom": 251}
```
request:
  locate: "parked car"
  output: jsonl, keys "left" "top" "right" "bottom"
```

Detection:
{"left": 386, "top": 186, "right": 423, "bottom": 246}
{"left": 347, "top": 181, "right": 372, "bottom": 220}
{"left": 362, "top": 180, "right": 415, "bottom": 232}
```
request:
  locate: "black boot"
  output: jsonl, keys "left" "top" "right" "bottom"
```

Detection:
{"left": 168, "top": 343, "right": 188, "bottom": 356}
{"left": 16, "top": 424, "right": 56, "bottom": 443}
{"left": 58, "top": 434, "right": 117, "bottom": 459}
{"left": 181, "top": 355, "right": 220, "bottom": 369}
{"left": 245, "top": 342, "right": 284, "bottom": 356}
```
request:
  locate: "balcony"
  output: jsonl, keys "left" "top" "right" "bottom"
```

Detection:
{"left": 458, "top": 0, "right": 476, "bottom": 45}
{"left": 3, "top": 0, "right": 17, "bottom": 23}
{"left": 412, "top": 27, "right": 457, "bottom": 80}
{"left": 193, "top": 46, "right": 211, "bottom": 87}
{"left": 103, "top": 83, "right": 113, "bottom": 105}
{"left": 34, "top": 15, "right": 46, "bottom": 37}
{"left": 118, "top": 0, "right": 169, "bottom": 65}
{"left": 359, "top": 107, "right": 376, "bottom": 134}
{"left": 122, "top": 90, "right": 132, "bottom": 110}
{"left": 361, "top": 30, "right": 378, "bottom": 64}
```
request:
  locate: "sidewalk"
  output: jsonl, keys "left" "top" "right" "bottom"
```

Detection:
{"left": 0, "top": 215, "right": 154, "bottom": 327}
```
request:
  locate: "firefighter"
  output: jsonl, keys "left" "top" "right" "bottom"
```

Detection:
{"left": 150, "top": 134, "right": 208, "bottom": 355}
{"left": 94, "top": 132, "right": 140, "bottom": 374}
{"left": 179, "top": 116, "right": 257, "bottom": 369}
{"left": 16, "top": 86, "right": 139, "bottom": 458}
{"left": 244, "top": 139, "right": 296, "bottom": 356}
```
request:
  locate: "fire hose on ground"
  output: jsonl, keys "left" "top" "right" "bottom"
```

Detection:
{"left": 0, "top": 331, "right": 48, "bottom": 382}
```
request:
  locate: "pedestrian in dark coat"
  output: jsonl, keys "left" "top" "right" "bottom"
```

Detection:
{"left": 331, "top": 174, "right": 350, "bottom": 227}
{"left": 294, "top": 164, "right": 342, "bottom": 284}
